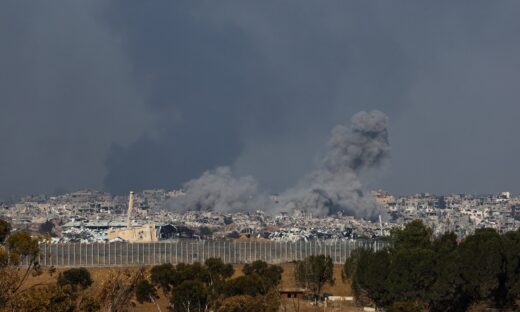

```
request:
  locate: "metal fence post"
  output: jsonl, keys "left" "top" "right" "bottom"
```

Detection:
{"left": 202, "top": 241, "right": 205, "bottom": 263}
{"left": 222, "top": 241, "right": 225, "bottom": 263}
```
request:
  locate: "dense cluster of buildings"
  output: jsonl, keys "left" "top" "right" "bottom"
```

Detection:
{"left": 374, "top": 190, "right": 520, "bottom": 237}
{"left": 1, "top": 189, "right": 519, "bottom": 243}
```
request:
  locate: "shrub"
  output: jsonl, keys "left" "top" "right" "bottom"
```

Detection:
{"left": 57, "top": 267, "right": 93, "bottom": 290}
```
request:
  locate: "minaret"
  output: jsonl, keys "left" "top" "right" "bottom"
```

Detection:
{"left": 127, "top": 191, "right": 134, "bottom": 229}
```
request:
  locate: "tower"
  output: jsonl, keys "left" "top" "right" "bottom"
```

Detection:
{"left": 127, "top": 191, "right": 134, "bottom": 229}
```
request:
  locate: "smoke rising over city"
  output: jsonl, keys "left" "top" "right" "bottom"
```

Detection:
{"left": 164, "top": 167, "right": 266, "bottom": 213}
{"left": 280, "top": 110, "right": 389, "bottom": 218}
{"left": 2, "top": 2, "right": 520, "bottom": 199}
{"left": 167, "top": 111, "right": 389, "bottom": 218}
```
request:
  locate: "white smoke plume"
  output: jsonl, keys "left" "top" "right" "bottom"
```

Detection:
{"left": 166, "top": 110, "right": 389, "bottom": 219}
{"left": 279, "top": 110, "right": 389, "bottom": 219}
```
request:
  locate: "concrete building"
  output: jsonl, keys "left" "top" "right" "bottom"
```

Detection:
{"left": 106, "top": 192, "right": 158, "bottom": 242}
{"left": 107, "top": 224, "right": 157, "bottom": 242}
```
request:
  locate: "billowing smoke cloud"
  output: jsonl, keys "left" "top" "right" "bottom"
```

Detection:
{"left": 166, "top": 110, "right": 389, "bottom": 219}
{"left": 279, "top": 110, "right": 389, "bottom": 219}
{"left": 165, "top": 167, "right": 267, "bottom": 213}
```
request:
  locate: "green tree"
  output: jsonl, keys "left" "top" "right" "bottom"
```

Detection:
{"left": 358, "top": 220, "right": 435, "bottom": 307}
{"left": 171, "top": 280, "right": 208, "bottom": 312}
{"left": 5, "top": 230, "right": 40, "bottom": 265}
{"left": 0, "top": 228, "right": 41, "bottom": 309}
{"left": 351, "top": 249, "right": 391, "bottom": 306}
{"left": 243, "top": 260, "right": 283, "bottom": 286}
{"left": 391, "top": 220, "right": 432, "bottom": 250}
{"left": 135, "top": 280, "right": 157, "bottom": 304}
{"left": 428, "top": 232, "right": 467, "bottom": 312}
{"left": 205, "top": 258, "right": 234, "bottom": 285}
{"left": 223, "top": 273, "right": 271, "bottom": 297}
{"left": 385, "top": 248, "right": 436, "bottom": 304}
{"left": 502, "top": 229, "right": 520, "bottom": 307}
{"left": 458, "top": 228, "right": 505, "bottom": 305}
{"left": 217, "top": 295, "right": 262, "bottom": 312}
{"left": 150, "top": 263, "right": 177, "bottom": 293}
{"left": 57, "top": 267, "right": 93, "bottom": 290}
{"left": 346, "top": 221, "right": 520, "bottom": 310}
{"left": 0, "top": 218, "right": 11, "bottom": 243}
{"left": 342, "top": 248, "right": 364, "bottom": 282}
{"left": 294, "top": 255, "right": 334, "bottom": 301}
{"left": 175, "top": 262, "right": 211, "bottom": 286}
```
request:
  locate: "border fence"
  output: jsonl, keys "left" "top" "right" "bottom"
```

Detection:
{"left": 37, "top": 240, "right": 387, "bottom": 267}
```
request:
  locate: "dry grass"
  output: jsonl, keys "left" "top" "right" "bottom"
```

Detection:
{"left": 20, "top": 264, "right": 359, "bottom": 311}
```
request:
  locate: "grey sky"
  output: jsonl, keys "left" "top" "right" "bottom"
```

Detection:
{"left": 1, "top": 1, "right": 520, "bottom": 198}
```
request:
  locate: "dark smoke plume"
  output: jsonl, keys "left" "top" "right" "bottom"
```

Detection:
{"left": 279, "top": 110, "right": 389, "bottom": 219}
{"left": 166, "top": 111, "right": 389, "bottom": 218}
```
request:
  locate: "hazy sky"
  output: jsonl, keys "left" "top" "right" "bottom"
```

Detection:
{"left": 2, "top": 1, "right": 520, "bottom": 199}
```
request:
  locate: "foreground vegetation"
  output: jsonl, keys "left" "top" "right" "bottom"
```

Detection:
{"left": 1, "top": 218, "right": 295, "bottom": 311}
{"left": 345, "top": 220, "right": 520, "bottom": 311}
{"left": 6, "top": 216, "right": 520, "bottom": 311}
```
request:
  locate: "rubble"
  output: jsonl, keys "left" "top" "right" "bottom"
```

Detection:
{"left": 2, "top": 188, "right": 520, "bottom": 243}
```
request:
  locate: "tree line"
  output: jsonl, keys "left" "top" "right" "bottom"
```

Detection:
{"left": 344, "top": 220, "right": 520, "bottom": 311}
{"left": 138, "top": 258, "right": 283, "bottom": 312}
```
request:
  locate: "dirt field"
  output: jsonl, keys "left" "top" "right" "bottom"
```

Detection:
{"left": 21, "top": 264, "right": 363, "bottom": 311}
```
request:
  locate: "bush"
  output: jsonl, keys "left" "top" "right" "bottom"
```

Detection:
{"left": 150, "top": 263, "right": 176, "bottom": 293}
{"left": 243, "top": 260, "right": 283, "bottom": 286}
{"left": 78, "top": 295, "right": 101, "bottom": 312}
{"left": 223, "top": 273, "right": 272, "bottom": 297}
{"left": 205, "top": 258, "right": 234, "bottom": 282}
{"left": 135, "top": 280, "right": 156, "bottom": 304}
{"left": 57, "top": 267, "right": 93, "bottom": 290}
{"left": 11, "top": 284, "right": 75, "bottom": 312}
{"left": 5, "top": 231, "right": 39, "bottom": 265}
